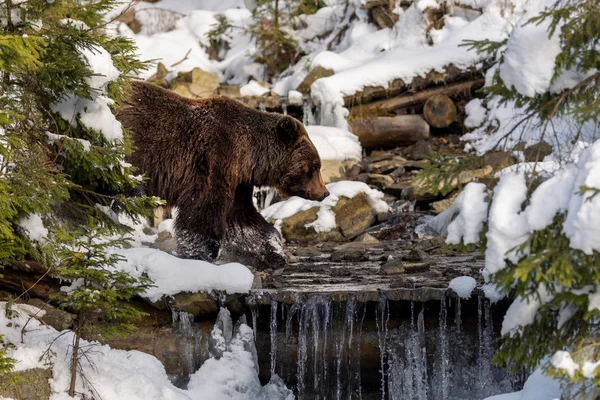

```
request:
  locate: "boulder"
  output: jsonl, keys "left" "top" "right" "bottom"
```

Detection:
{"left": 365, "top": 173, "right": 394, "bottom": 189}
{"left": 219, "top": 84, "right": 241, "bottom": 97}
{"left": 170, "top": 68, "right": 220, "bottom": 99}
{"left": 379, "top": 259, "right": 406, "bottom": 275}
{"left": 484, "top": 151, "right": 515, "bottom": 169}
{"left": 170, "top": 292, "right": 218, "bottom": 316}
{"left": 334, "top": 193, "right": 376, "bottom": 239}
{"left": 320, "top": 160, "right": 345, "bottom": 184}
{"left": 27, "top": 299, "right": 75, "bottom": 331}
{"left": 369, "top": 157, "right": 407, "bottom": 174}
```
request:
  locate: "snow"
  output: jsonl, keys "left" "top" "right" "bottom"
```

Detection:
{"left": 498, "top": 0, "right": 562, "bottom": 97}
{"left": 446, "top": 183, "right": 489, "bottom": 245}
{"left": 306, "top": 125, "right": 362, "bottom": 161}
{"left": 464, "top": 98, "right": 487, "bottom": 128}
{"left": 261, "top": 181, "right": 388, "bottom": 232}
{"left": 18, "top": 213, "right": 48, "bottom": 243}
{"left": 0, "top": 302, "right": 293, "bottom": 400}
{"left": 287, "top": 90, "right": 303, "bottom": 106}
{"left": 448, "top": 276, "right": 477, "bottom": 299}
{"left": 582, "top": 361, "right": 600, "bottom": 379}
{"left": 484, "top": 367, "right": 562, "bottom": 400}
{"left": 501, "top": 284, "right": 553, "bottom": 336}
{"left": 240, "top": 80, "right": 270, "bottom": 96}
{"left": 114, "top": 248, "right": 255, "bottom": 302}
{"left": 551, "top": 351, "right": 578, "bottom": 378}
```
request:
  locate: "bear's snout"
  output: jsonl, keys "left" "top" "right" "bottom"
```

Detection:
{"left": 305, "top": 172, "right": 329, "bottom": 201}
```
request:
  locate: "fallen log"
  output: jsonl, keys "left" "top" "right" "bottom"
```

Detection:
{"left": 352, "top": 79, "right": 484, "bottom": 114}
{"left": 0, "top": 268, "right": 61, "bottom": 300}
{"left": 423, "top": 94, "right": 457, "bottom": 128}
{"left": 350, "top": 115, "right": 430, "bottom": 148}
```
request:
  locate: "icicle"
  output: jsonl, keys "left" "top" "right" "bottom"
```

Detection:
{"left": 259, "top": 100, "right": 266, "bottom": 112}
{"left": 416, "top": 307, "right": 428, "bottom": 400}
{"left": 375, "top": 293, "right": 389, "bottom": 400}
{"left": 455, "top": 296, "right": 462, "bottom": 333}
{"left": 297, "top": 303, "right": 309, "bottom": 398}
{"left": 270, "top": 300, "right": 278, "bottom": 379}
{"left": 251, "top": 306, "right": 258, "bottom": 342}
{"left": 302, "top": 96, "right": 315, "bottom": 126}
{"left": 312, "top": 300, "right": 321, "bottom": 391}
{"left": 286, "top": 303, "right": 299, "bottom": 341}
{"left": 355, "top": 304, "right": 367, "bottom": 400}
{"left": 322, "top": 300, "right": 331, "bottom": 391}
{"left": 281, "top": 98, "right": 288, "bottom": 115}
{"left": 435, "top": 294, "right": 449, "bottom": 400}
{"left": 335, "top": 305, "right": 347, "bottom": 400}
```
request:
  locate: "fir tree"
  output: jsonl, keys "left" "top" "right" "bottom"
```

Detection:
{"left": 455, "top": 0, "right": 600, "bottom": 395}
{"left": 0, "top": 0, "right": 159, "bottom": 391}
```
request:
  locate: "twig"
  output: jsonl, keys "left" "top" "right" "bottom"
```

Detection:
{"left": 170, "top": 49, "right": 192, "bottom": 68}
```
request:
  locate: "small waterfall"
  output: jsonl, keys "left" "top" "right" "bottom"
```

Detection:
{"left": 455, "top": 297, "right": 462, "bottom": 332}
{"left": 170, "top": 309, "right": 205, "bottom": 387}
{"left": 281, "top": 98, "right": 288, "bottom": 115}
{"left": 251, "top": 306, "right": 259, "bottom": 342}
{"left": 259, "top": 100, "right": 266, "bottom": 112}
{"left": 270, "top": 300, "right": 278, "bottom": 378}
{"left": 375, "top": 294, "right": 390, "bottom": 399}
{"left": 302, "top": 96, "right": 316, "bottom": 126}
{"left": 433, "top": 295, "right": 450, "bottom": 400}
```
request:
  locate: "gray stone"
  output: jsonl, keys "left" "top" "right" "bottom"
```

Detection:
{"left": 366, "top": 173, "right": 394, "bottom": 189}
{"left": 369, "top": 157, "right": 406, "bottom": 174}
{"left": 407, "top": 140, "right": 432, "bottom": 160}
{"left": 403, "top": 262, "right": 431, "bottom": 273}
{"left": 403, "top": 248, "right": 426, "bottom": 262}
{"left": 353, "top": 233, "right": 380, "bottom": 245}
{"left": 334, "top": 193, "right": 376, "bottom": 239}
{"left": 379, "top": 259, "right": 406, "bottom": 275}
{"left": 171, "top": 292, "right": 218, "bottom": 316}
{"left": 523, "top": 141, "right": 552, "bottom": 162}
{"left": 27, "top": 299, "right": 75, "bottom": 331}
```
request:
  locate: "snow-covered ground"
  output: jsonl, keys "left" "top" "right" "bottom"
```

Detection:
{"left": 0, "top": 302, "right": 293, "bottom": 400}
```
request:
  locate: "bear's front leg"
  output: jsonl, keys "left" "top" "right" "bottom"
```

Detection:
{"left": 218, "top": 184, "right": 287, "bottom": 270}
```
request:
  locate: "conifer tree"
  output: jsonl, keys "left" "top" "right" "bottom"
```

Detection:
{"left": 455, "top": 0, "right": 600, "bottom": 395}
{"left": 0, "top": 0, "right": 159, "bottom": 388}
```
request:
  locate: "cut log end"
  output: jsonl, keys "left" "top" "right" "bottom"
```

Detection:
{"left": 349, "top": 115, "right": 430, "bottom": 149}
{"left": 423, "top": 94, "right": 457, "bottom": 128}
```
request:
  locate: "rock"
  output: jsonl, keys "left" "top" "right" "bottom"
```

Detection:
{"left": 370, "top": 5, "right": 399, "bottom": 29}
{"left": 407, "top": 140, "right": 433, "bottom": 160}
{"left": 383, "top": 181, "right": 414, "bottom": 197}
{"left": 367, "top": 151, "right": 394, "bottom": 163}
{"left": 280, "top": 207, "right": 341, "bottom": 242}
{"left": 523, "top": 141, "right": 552, "bottom": 162}
{"left": 389, "top": 167, "right": 405, "bottom": 177}
{"left": 402, "top": 160, "right": 429, "bottom": 170}
{"left": 331, "top": 266, "right": 351, "bottom": 277}
{"left": 170, "top": 67, "right": 219, "bottom": 99}
{"left": 0, "top": 368, "right": 52, "bottom": 400}
{"left": 331, "top": 248, "right": 367, "bottom": 262}
{"left": 403, "top": 248, "right": 427, "bottom": 262}
{"left": 369, "top": 157, "right": 406, "bottom": 174}
{"left": 379, "top": 259, "right": 406, "bottom": 275}
{"left": 366, "top": 173, "right": 394, "bottom": 189}
{"left": 390, "top": 277, "right": 414, "bottom": 288}
{"left": 171, "top": 292, "right": 218, "bottom": 316}
{"left": 484, "top": 151, "right": 515, "bottom": 169}
{"left": 297, "top": 66, "right": 334, "bottom": 94}
{"left": 353, "top": 233, "right": 380, "bottom": 245}
{"left": 320, "top": 160, "right": 345, "bottom": 184}
{"left": 334, "top": 193, "right": 376, "bottom": 239}
{"left": 252, "top": 273, "right": 263, "bottom": 289}
{"left": 219, "top": 84, "right": 241, "bottom": 97}
{"left": 404, "top": 262, "right": 431, "bottom": 273}
{"left": 285, "top": 251, "right": 299, "bottom": 264}
{"left": 150, "top": 230, "right": 177, "bottom": 253}
{"left": 27, "top": 299, "right": 75, "bottom": 331}
{"left": 147, "top": 62, "right": 170, "bottom": 87}
{"left": 431, "top": 193, "right": 458, "bottom": 214}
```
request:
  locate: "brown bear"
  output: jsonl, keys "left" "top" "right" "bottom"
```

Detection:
{"left": 117, "top": 80, "right": 328, "bottom": 269}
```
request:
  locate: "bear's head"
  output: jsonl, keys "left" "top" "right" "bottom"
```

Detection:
{"left": 277, "top": 116, "right": 329, "bottom": 201}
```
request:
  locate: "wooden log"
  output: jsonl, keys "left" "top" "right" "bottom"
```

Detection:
{"left": 0, "top": 268, "right": 61, "bottom": 300}
{"left": 354, "top": 79, "right": 484, "bottom": 114}
{"left": 423, "top": 94, "right": 457, "bottom": 128}
{"left": 350, "top": 115, "right": 430, "bottom": 148}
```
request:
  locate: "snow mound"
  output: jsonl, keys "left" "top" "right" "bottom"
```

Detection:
{"left": 240, "top": 80, "right": 270, "bottom": 96}
{"left": 484, "top": 367, "right": 562, "bottom": 400}
{"left": 261, "top": 181, "right": 388, "bottom": 233}
{"left": 0, "top": 302, "right": 293, "bottom": 400}
{"left": 448, "top": 276, "right": 477, "bottom": 299}
{"left": 306, "top": 125, "right": 362, "bottom": 162}
{"left": 115, "top": 248, "right": 254, "bottom": 302}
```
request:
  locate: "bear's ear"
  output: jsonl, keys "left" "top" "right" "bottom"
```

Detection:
{"left": 277, "top": 117, "right": 299, "bottom": 141}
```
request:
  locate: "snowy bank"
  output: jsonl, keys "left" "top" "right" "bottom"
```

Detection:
{"left": 0, "top": 302, "right": 293, "bottom": 400}
{"left": 261, "top": 181, "right": 388, "bottom": 233}
{"left": 306, "top": 125, "right": 362, "bottom": 162}
{"left": 114, "top": 248, "right": 254, "bottom": 302}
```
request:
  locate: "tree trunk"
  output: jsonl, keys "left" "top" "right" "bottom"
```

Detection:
{"left": 423, "top": 94, "right": 457, "bottom": 128}
{"left": 350, "top": 115, "right": 430, "bottom": 148}
{"left": 352, "top": 79, "right": 484, "bottom": 114}
{"left": 69, "top": 329, "right": 81, "bottom": 397}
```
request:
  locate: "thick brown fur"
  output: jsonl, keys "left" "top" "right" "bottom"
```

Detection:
{"left": 117, "top": 80, "right": 328, "bottom": 269}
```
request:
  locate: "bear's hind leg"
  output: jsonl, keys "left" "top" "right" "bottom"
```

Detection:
{"left": 218, "top": 184, "right": 286, "bottom": 270}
